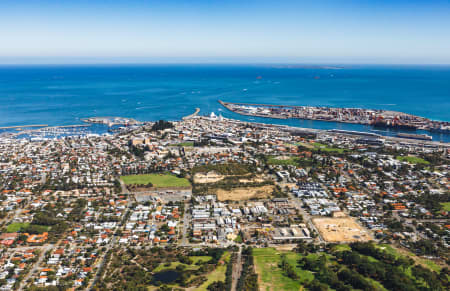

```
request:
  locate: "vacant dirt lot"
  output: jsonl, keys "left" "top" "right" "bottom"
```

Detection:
{"left": 194, "top": 171, "right": 267, "bottom": 185}
{"left": 193, "top": 171, "right": 224, "bottom": 184}
{"left": 216, "top": 185, "right": 274, "bottom": 201}
{"left": 238, "top": 175, "right": 266, "bottom": 183}
{"left": 312, "top": 217, "right": 372, "bottom": 243}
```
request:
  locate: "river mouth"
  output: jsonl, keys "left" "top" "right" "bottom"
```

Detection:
{"left": 152, "top": 270, "right": 181, "bottom": 284}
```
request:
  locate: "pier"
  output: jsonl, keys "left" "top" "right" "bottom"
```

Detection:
{"left": 0, "top": 124, "right": 48, "bottom": 130}
{"left": 45, "top": 124, "right": 91, "bottom": 129}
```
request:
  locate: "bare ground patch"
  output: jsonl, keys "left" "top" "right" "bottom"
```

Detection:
{"left": 193, "top": 171, "right": 225, "bottom": 184}
{"left": 216, "top": 185, "right": 274, "bottom": 201}
{"left": 313, "top": 217, "right": 372, "bottom": 243}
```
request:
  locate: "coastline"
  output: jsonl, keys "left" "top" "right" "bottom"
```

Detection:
{"left": 1, "top": 112, "right": 450, "bottom": 147}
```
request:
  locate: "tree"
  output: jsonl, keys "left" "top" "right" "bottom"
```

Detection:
{"left": 151, "top": 120, "right": 174, "bottom": 131}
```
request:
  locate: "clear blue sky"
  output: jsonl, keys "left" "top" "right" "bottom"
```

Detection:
{"left": 1, "top": 0, "right": 449, "bottom": 64}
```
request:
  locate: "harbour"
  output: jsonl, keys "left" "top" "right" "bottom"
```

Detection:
{"left": 0, "top": 65, "right": 449, "bottom": 142}
{"left": 219, "top": 100, "right": 450, "bottom": 137}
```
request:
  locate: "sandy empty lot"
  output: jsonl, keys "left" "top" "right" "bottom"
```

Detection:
{"left": 194, "top": 171, "right": 267, "bottom": 185}
{"left": 216, "top": 185, "right": 274, "bottom": 201}
{"left": 312, "top": 217, "right": 372, "bottom": 243}
{"left": 193, "top": 171, "right": 224, "bottom": 184}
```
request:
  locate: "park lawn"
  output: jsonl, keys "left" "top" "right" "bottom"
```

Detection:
{"left": 196, "top": 252, "right": 230, "bottom": 291}
{"left": 171, "top": 142, "right": 194, "bottom": 147}
{"left": 267, "top": 156, "right": 300, "bottom": 166}
{"left": 376, "top": 244, "right": 441, "bottom": 273}
{"left": 121, "top": 173, "right": 190, "bottom": 187}
{"left": 396, "top": 156, "right": 430, "bottom": 165}
{"left": 153, "top": 261, "right": 199, "bottom": 272}
{"left": 234, "top": 234, "right": 243, "bottom": 243}
{"left": 6, "top": 222, "right": 50, "bottom": 234}
{"left": 440, "top": 202, "right": 450, "bottom": 212}
{"left": 190, "top": 256, "right": 213, "bottom": 264}
{"left": 375, "top": 244, "right": 400, "bottom": 258}
{"left": 294, "top": 141, "right": 314, "bottom": 149}
{"left": 6, "top": 222, "right": 30, "bottom": 232}
{"left": 253, "top": 248, "right": 313, "bottom": 291}
{"left": 313, "top": 142, "right": 344, "bottom": 153}
{"left": 331, "top": 244, "right": 351, "bottom": 252}
{"left": 418, "top": 257, "right": 441, "bottom": 273}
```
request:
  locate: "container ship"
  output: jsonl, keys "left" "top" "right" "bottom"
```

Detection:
{"left": 396, "top": 133, "right": 432, "bottom": 141}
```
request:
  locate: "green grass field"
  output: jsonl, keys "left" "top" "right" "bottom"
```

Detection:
{"left": 190, "top": 256, "right": 212, "bottom": 264}
{"left": 152, "top": 261, "right": 200, "bottom": 272}
{"left": 376, "top": 244, "right": 441, "bottom": 273}
{"left": 331, "top": 244, "right": 351, "bottom": 252}
{"left": 234, "top": 234, "right": 243, "bottom": 243}
{"left": 196, "top": 252, "right": 230, "bottom": 291}
{"left": 170, "top": 142, "right": 194, "bottom": 147}
{"left": 313, "top": 142, "right": 345, "bottom": 153}
{"left": 267, "top": 156, "right": 300, "bottom": 166}
{"left": 396, "top": 156, "right": 430, "bottom": 165}
{"left": 121, "top": 173, "right": 190, "bottom": 187}
{"left": 6, "top": 222, "right": 30, "bottom": 232}
{"left": 153, "top": 255, "right": 213, "bottom": 272}
{"left": 6, "top": 222, "right": 49, "bottom": 234}
{"left": 440, "top": 202, "right": 450, "bottom": 211}
{"left": 253, "top": 248, "right": 314, "bottom": 291}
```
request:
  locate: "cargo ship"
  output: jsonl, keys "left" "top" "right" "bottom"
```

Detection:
{"left": 370, "top": 116, "right": 417, "bottom": 130}
{"left": 396, "top": 133, "right": 432, "bottom": 141}
{"left": 371, "top": 120, "right": 417, "bottom": 130}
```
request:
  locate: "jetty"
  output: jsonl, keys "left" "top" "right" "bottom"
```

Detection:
{"left": 0, "top": 124, "right": 48, "bottom": 130}
{"left": 182, "top": 108, "right": 200, "bottom": 120}
{"left": 45, "top": 124, "right": 91, "bottom": 129}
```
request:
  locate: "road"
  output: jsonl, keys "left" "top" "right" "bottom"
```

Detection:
{"left": 87, "top": 194, "right": 133, "bottom": 290}
{"left": 180, "top": 201, "right": 190, "bottom": 246}
{"left": 231, "top": 245, "right": 242, "bottom": 291}
{"left": 19, "top": 244, "right": 54, "bottom": 290}
{"left": 119, "top": 179, "right": 130, "bottom": 195}
{"left": 286, "top": 189, "right": 324, "bottom": 243}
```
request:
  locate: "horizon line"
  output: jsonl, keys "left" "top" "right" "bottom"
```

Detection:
{"left": 0, "top": 56, "right": 450, "bottom": 66}
{"left": 1, "top": 62, "right": 450, "bottom": 67}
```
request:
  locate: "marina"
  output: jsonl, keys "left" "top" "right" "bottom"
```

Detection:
{"left": 81, "top": 117, "right": 142, "bottom": 126}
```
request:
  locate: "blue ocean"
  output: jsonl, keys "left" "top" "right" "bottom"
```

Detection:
{"left": 1, "top": 64, "right": 449, "bottom": 142}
